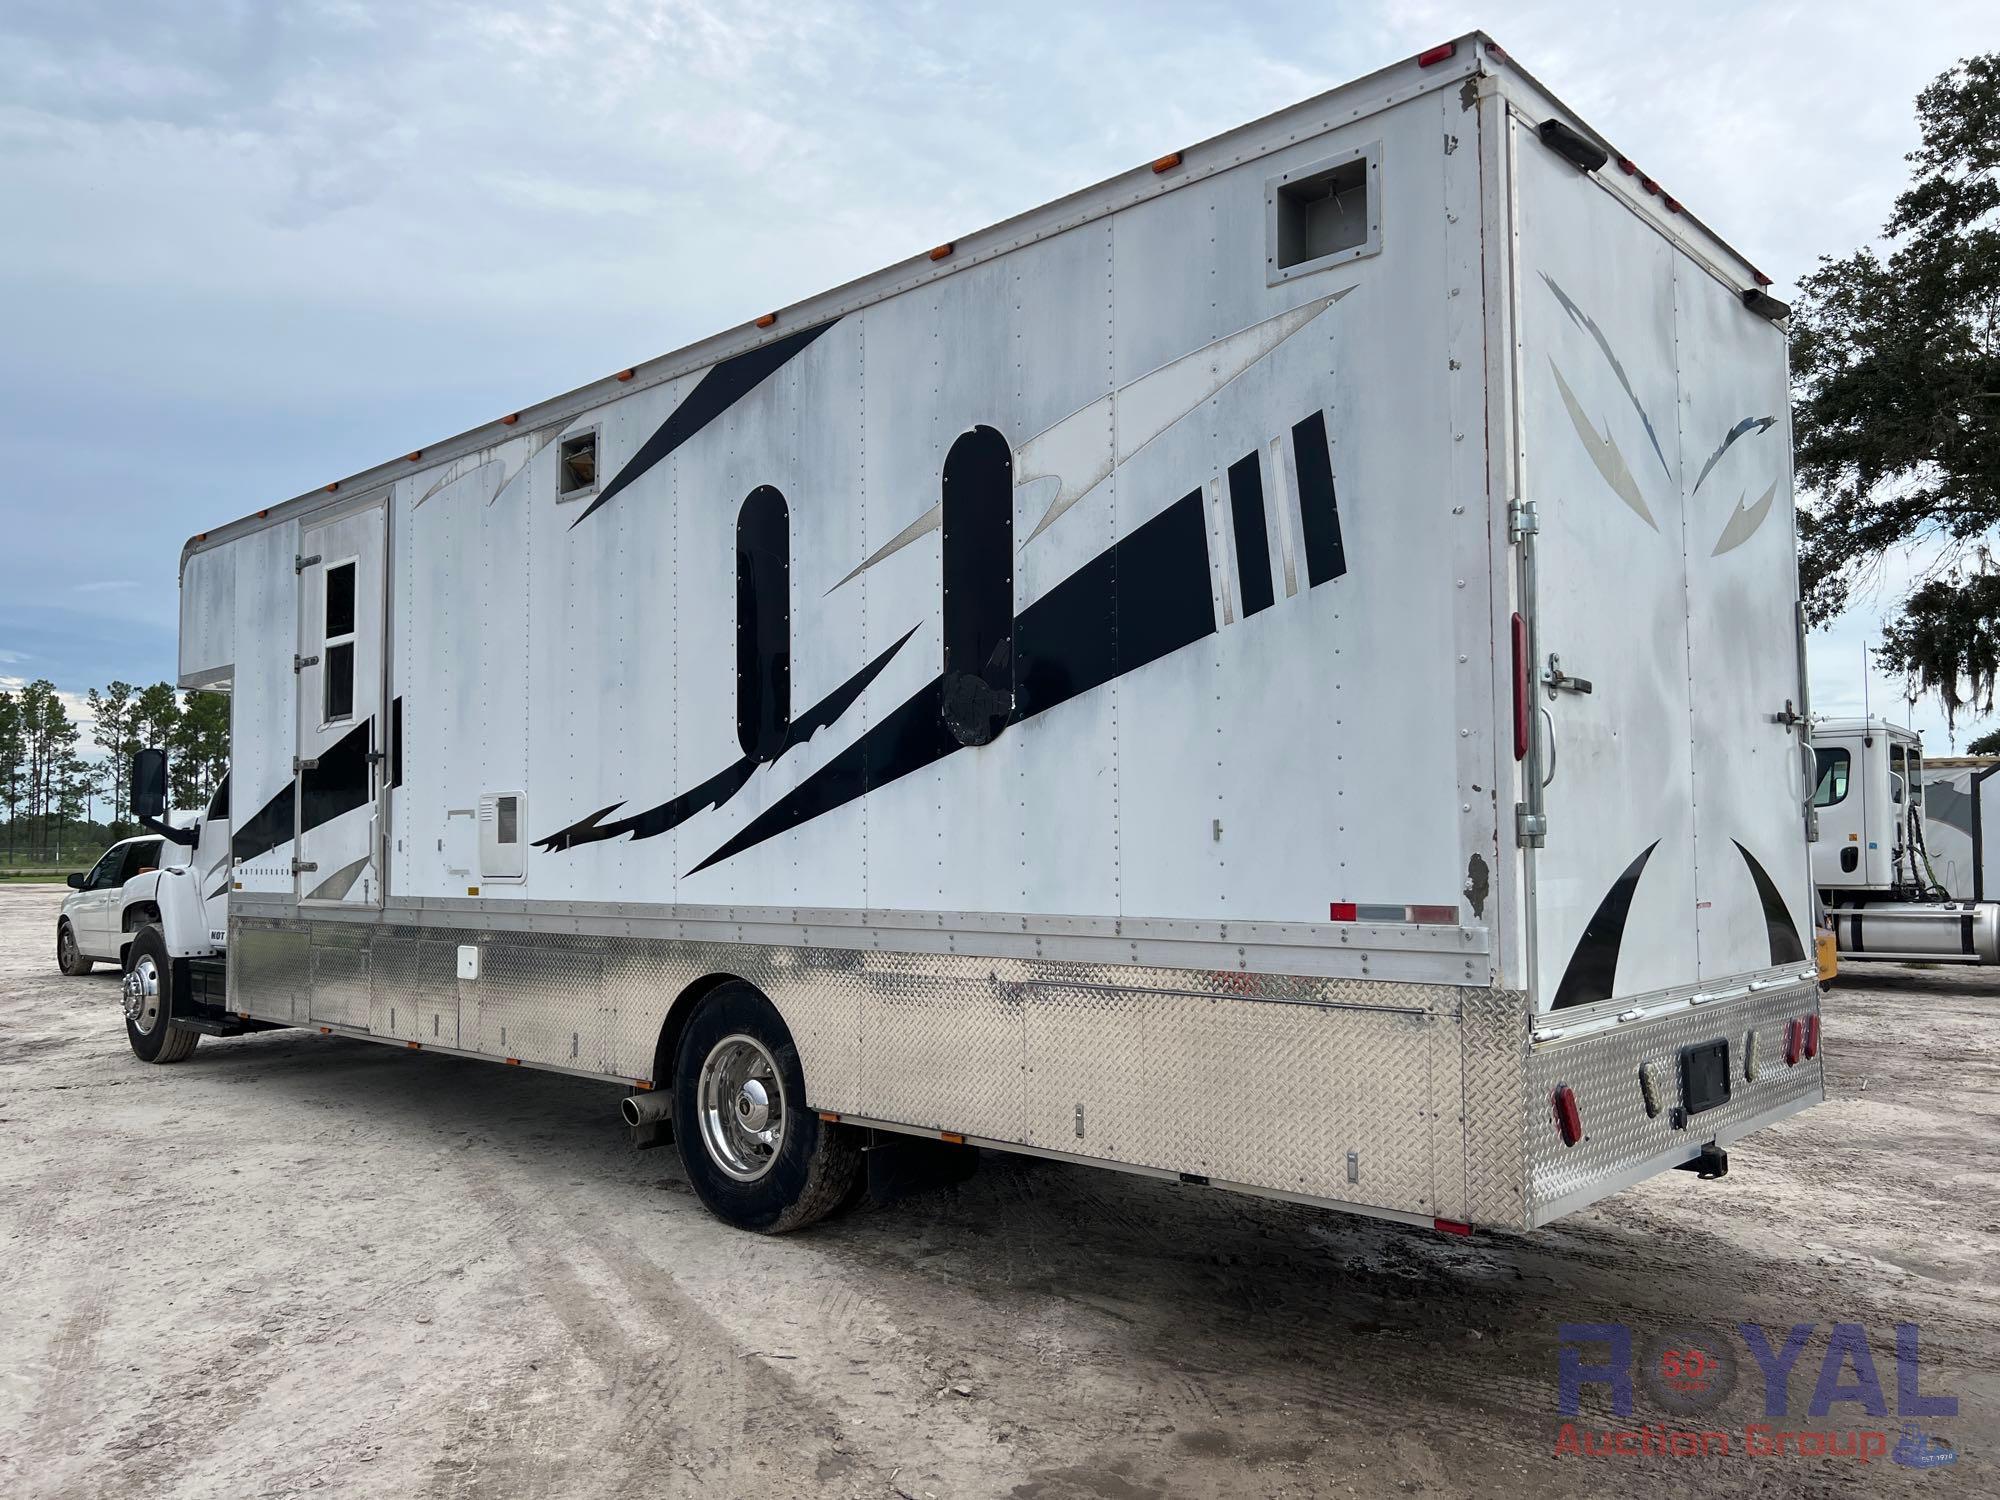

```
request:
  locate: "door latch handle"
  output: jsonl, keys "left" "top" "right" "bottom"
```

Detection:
{"left": 1770, "top": 698, "right": 1804, "bottom": 727}
{"left": 1543, "top": 653, "right": 1593, "bottom": 698}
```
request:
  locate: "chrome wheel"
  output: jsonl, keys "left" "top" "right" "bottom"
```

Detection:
{"left": 123, "top": 955, "right": 162, "bottom": 1036}
{"left": 697, "top": 1033, "right": 787, "bottom": 1182}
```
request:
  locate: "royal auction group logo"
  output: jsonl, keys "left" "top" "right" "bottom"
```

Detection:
{"left": 1556, "top": 1322, "right": 1958, "bottom": 1468}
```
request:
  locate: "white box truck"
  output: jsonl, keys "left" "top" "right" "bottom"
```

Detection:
{"left": 107, "top": 32, "right": 1825, "bottom": 1234}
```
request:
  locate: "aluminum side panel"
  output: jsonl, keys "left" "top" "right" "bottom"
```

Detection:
{"left": 230, "top": 522, "right": 300, "bottom": 895}
{"left": 235, "top": 914, "right": 1485, "bottom": 1218}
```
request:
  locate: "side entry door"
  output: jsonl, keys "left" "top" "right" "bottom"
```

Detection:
{"left": 295, "top": 504, "right": 387, "bottom": 906}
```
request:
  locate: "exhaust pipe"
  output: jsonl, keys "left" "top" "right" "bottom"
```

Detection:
{"left": 621, "top": 1090, "right": 672, "bottom": 1127}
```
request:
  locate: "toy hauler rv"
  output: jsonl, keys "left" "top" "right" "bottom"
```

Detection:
{"left": 1812, "top": 718, "right": 2000, "bottom": 963}
{"left": 108, "top": 33, "right": 1825, "bottom": 1235}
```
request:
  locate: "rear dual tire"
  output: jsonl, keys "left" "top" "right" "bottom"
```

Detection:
{"left": 672, "top": 982, "right": 858, "bottom": 1233}
{"left": 123, "top": 924, "right": 199, "bottom": 1065}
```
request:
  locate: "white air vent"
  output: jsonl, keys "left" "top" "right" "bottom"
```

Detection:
{"left": 478, "top": 791, "right": 526, "bottom": 882}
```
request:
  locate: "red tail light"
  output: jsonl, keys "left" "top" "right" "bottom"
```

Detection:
{"left": 1416, "top": 41, "right": 1457, "bottom": 67}
{"left": 1512, "top": 611, "right": 1530, "bottom": 760}
{"left": 1783, "top": 1019, "right": 1803, "bottom": 1066}
{"left": 1803, "top": 1014, "right": 1820, "bottom": 1060}
{"left": 1552, "top": 1084, "right": 1583, "bottom": 1147}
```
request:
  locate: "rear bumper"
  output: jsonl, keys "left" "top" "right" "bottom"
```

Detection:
{"left": 1518, "top": 973, "right": 1824, "bottom": 1227}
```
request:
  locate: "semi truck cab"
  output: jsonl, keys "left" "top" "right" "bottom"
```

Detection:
{"left": 1812, "top": 716, "right": 2000, "bottom": 964}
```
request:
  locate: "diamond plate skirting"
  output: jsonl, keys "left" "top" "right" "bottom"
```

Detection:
{"left": 1522, "top": 976, "right": 1824, "bottom": 1225}
{"left": 224, "top": 915, "right": 1820, "bottom": 1227}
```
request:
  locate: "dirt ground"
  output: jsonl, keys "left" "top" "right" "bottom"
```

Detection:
{"left": 2, "top": 883, "right": 1995, "bottom": 1500}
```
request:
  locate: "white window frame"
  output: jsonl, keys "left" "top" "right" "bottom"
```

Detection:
{"left": 320, "top": 553, "right": 360, "bottom": 728}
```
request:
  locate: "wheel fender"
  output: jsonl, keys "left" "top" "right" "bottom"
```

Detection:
{"left": 124, "top": 868, "right": 217, "bottom": 959}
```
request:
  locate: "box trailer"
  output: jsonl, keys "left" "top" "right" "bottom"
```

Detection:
{"left": 123, "top": 32, "right": 1825, "bottom": 1234}
{"left": 1918, "top": 756, "right": 2000, "bottom": 903}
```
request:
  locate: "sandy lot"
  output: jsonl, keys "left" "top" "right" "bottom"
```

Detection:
{"left": 2, "top": 882, "right": 1995, "bottom": 1499}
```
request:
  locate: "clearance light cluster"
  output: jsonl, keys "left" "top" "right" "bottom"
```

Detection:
{"left": 1613, "top": 155, "right": 1681, "bottom": 212}
{"left": 1329, "top": 902, "right": 1458, "bottom": 924}
{"left": 1783, "top": 1014, "right": 1822, "bottom": 1067}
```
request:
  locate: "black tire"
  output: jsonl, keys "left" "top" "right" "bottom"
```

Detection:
{"left": 56, "top": 919, "right": 93, "bottom": 976}
{"left": 123, "top": 924, "right": 199, "bottom": 1065}
{"left": 672, "top": 982, "right": 858, "bottom": 1233}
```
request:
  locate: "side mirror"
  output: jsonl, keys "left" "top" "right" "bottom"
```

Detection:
{"left": 66, "top": 872, "right": 85, "bottom": 890}
{"left": 131, "top": 748, "right": 168, "bottom": 820}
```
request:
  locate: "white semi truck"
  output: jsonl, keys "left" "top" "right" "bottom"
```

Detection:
{"left": 1811, "top": 717, "right": 2000, "bottom": 964}
{"left": 92, "top": 33, "right": 1825, "bottom": 1235}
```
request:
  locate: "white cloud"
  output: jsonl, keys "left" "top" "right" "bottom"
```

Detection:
{"left": 0, "top": 0, "right": 1993, "bottom": 754}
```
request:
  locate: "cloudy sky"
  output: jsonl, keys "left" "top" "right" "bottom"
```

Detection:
{"left": 1, "top": 0, "right": 1992, "bottom": 745}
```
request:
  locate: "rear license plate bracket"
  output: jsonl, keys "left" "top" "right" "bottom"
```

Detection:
{"left": 1680, "top": 1039, "right": 1731, "bottom": 1117}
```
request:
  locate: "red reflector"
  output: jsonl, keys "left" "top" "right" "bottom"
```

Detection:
{"left": 1552, "top": 1084, "right": 1583, "bottom": 1147}
{"left": 1783, "top": 1019, "right": 1803, "bottom": 1066}
{"left": 1416, "top": 41, "right": 1457, "bottom": 67}
{"left": 1329, "top": 901, "right": 1358, "bottom": 922}
{"left": 1433, "top": 1218, "right": 1473, "bottom": 1237}
{"left": 1409, "top": 904, "right": 1457, "bottom": 925}
{"left": 1803, "top": 1014, "right": 1820, "bottom": 1060}
{"left": 1511, "top": 611, "right": 1530, "bottom": 760}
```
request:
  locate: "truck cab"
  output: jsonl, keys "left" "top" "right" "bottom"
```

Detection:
{"left": 118, "top": 772, "right": 233, "bottom": 961}
{"left": 1811, "top": 717, "right": 1929, "bottom": 899}
{"left": 1809, "top": 716, "right": 2000, "bottom": 964}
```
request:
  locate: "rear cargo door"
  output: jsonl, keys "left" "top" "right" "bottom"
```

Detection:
{"left": 1676, "top": 262, "right": 1811, "bottom": 978}
{"left": 295, "top": 504, "right": 387, "bottom": 906}
{"left": 1514, "top": 125, "right": 1698, "bottom": 1011}
{"left": 1514, "top": 123, "right": 1810, "bottom": 1010}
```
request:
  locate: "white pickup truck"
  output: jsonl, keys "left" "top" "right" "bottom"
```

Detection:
{"left": 54, "top": 752, "right": 255, "bottom": 1061}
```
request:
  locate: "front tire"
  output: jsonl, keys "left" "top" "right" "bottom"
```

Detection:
{"left": 122, "top": 924, "right": 199, "bottom": 1064}
{"left": 56, "top": 920, "right": 93, "bottom": 976}
{"left": 672, "top": 982, "right": 858, "bottom": 1233}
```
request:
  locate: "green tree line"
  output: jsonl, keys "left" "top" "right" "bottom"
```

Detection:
{"left": 0, "top": 680, "right": 226, "bottom": 863}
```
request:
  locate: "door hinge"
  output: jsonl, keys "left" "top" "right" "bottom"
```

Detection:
{"left": 294, "top": 553, "right": 321, "bottom": 573}
{"left": 1508, "top": 499, "right": 1539, "bottom": 543}
{"left": 293, "top": 653, "right": 320, "bottom": 673}
{"left": 365, "top": 749, "right": 388, "bottom": 765}
{"left": 291, "top": 859, "right": 318, "bottom": 875}
{"left": 1516, "top": 803, "right": 1547, "bottom": 847}
{"left": 293, "top": 755, "right": 319, "bottom": 773}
